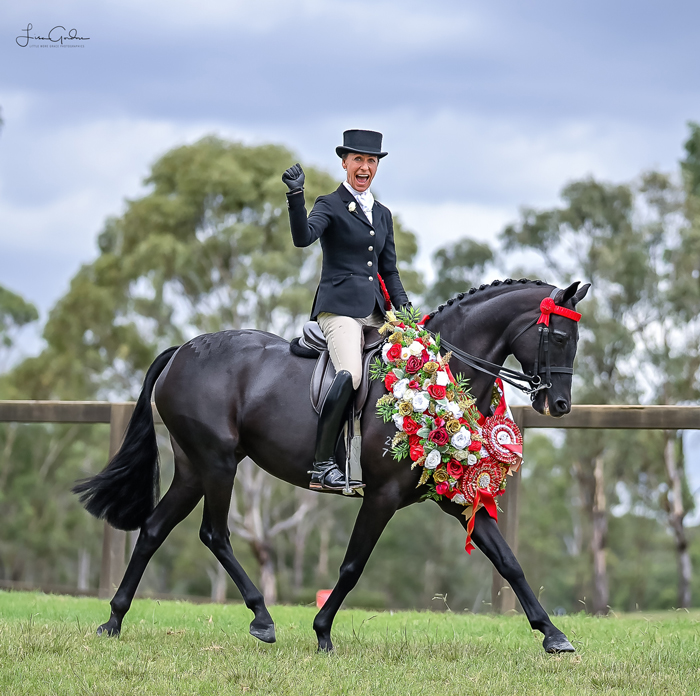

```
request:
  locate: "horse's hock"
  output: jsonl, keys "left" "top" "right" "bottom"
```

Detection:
{"left": 1, "top": 400, "right": 698, "bottom": 609}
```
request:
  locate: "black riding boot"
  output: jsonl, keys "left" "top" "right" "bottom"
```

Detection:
{"left": 309, "top": 370, "right": 365, "bottom": 492}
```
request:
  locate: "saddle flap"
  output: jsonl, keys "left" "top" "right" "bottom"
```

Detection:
{"left": 310, "top": 350, "right": 334, "bottom": 414}
{"left": 310, "top": 344, "right": 383, "bottom": 416}
{"left": 307, "top": 322, "right": 385, "bottom": 415}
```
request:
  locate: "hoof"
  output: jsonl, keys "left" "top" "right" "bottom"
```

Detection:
{"left": 96, "top": 622, "right": 120, "bottom": 638}
{"left": 249, "top": 622, "right": 276, "bottom": 644}
{"left": 316, "top": 637, "right": 334, "bottom": 653}
{"left": 543, "top": 634, "right": 575, "bottom": 653}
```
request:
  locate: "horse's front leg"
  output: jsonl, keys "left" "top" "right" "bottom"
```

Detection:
{"left": 440, "top": 504, "right": 575, "bottom": 653}
{"left": 313, "top": 486, "right": 401, "bottom": 652}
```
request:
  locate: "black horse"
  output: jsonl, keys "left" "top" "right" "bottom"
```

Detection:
{"left": 75, "top": 278, "right": 589, "bottom": 653}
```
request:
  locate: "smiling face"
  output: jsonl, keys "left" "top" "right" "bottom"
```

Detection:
{"left": 342, "top": 152, "right": 379, "bottom": 192}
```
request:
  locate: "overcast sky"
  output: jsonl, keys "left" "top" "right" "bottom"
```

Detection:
{"left": 2, "top": 0, "right": 700, "bottom": 320}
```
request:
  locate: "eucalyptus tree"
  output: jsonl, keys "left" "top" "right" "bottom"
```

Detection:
{"left": 424, "top": 238, "right": 494, "bottom": 307}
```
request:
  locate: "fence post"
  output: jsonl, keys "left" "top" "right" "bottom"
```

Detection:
{"left": 491, "top": 407, "right": 523, "bottom": 613}
{"left": 98, "top": 403, "right": 134, "bottom": 599}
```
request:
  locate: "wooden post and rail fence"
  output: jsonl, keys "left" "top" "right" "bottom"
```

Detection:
{"left": 0, "top": 400, "right": 698, "bottom": 611}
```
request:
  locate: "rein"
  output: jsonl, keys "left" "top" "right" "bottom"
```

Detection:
{"left": 420, "top": 288, "right": 582, "bottom": 400}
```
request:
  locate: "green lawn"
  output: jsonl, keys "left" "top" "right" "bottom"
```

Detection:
{"left": 1, "top": 591, "right": 699, "bottom": 695}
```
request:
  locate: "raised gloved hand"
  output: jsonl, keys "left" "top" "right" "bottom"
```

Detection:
{"left": 282, "top": 163, "right": 305, "bottom": 192}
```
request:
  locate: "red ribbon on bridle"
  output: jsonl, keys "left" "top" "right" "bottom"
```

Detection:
{"left": 537, "top": 297, "right": 581, "bottom": 326}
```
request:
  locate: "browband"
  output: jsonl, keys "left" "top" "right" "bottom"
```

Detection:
{"left": 537, "top": 296, "right": 581, "bottom": 326}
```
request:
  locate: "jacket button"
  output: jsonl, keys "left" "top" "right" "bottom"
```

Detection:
{"left": 367, "top": 261, "right": 373, "bottom": 267}
{"left": 368, "top": 246, "right": 374, "bottom": 251}
{"left": 370, "top": 230, "right": 375, "bottom": 236}
{"left": 368, "top": 276, "right": 373, "bottom": 281}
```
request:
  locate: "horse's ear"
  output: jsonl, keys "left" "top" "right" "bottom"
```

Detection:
{"left": 572, "top": 282, "right": 591, "bottom": 307}
{"left": 559, "top": 281, "right": 580, "bottom": 306}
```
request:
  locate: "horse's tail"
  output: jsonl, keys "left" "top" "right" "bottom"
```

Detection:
{"left": 72, "top": 346, "right": 179, "bottom": 531}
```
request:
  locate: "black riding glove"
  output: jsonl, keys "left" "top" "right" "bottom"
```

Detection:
{"left": 282, "top": 163, "right": 305, "bottom": 193}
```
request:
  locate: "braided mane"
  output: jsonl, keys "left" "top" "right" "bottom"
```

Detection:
{"left": 424, "top": 278, "right": 549, "bottom": 321}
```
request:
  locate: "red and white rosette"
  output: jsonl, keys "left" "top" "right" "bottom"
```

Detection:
{"left": 461, "top": 456, "right": 505, "bottom": 554}
{"left": 481, "top": 414, "right": 523, "bottom": 466}
{"left": 460, "top": 456, "right": 505, "bottom": 504}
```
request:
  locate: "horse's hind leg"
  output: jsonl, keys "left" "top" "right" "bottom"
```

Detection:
{"left": 439, "top": 503, "right": 574, "bottom": 653}
{"left": 98, "top": 440, "right": 203, "bottom": 636}
{"left": 198, "top": 457, "right": 276, "bottom": 644}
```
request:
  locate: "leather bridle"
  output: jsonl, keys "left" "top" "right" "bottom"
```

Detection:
{"left": 424, "top": 288, "right": 582, "bottom": 401}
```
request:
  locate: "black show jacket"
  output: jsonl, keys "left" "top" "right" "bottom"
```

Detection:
{"left": 287, "top": 184, "right": 409, "bottom": 319}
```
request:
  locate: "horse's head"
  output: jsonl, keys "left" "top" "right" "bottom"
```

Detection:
{"left": 510, "top": 281, "right": 590, "bottom": 417}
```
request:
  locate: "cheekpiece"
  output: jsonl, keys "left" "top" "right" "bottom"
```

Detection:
{"left": 336, "top": 129, "right": 388, "bottom": 159}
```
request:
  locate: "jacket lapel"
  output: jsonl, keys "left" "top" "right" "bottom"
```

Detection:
{"left": 336, "top": 184, "right": 373, "bottom": 228}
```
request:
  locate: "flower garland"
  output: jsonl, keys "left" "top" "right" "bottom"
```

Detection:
{"left": 371, "top": 308, "right": 523, "bottom": 553}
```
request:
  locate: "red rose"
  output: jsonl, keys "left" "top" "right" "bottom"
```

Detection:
{"left": 387, "top": 343, "right": 402, "bottom": 361}
{"left": 444, "top": 487, "right": 458, "bottom": 500}
{"left": 403, "top": 417, "right": 420, "bottom": 434}
{"left": 428, "top": 427, "right": 449, "bottom": 447}
{"left": 421, "top": 349, "right": 430, "bottom": 365}
{"left": 406, "top": 355, "right": 423, "bottom": 374}
{"left": 427, "top": 384, "right": 446, "bottom": 400}
{"left": 433, "top": 416, "right": 445, "bottom": 428}
{"left": 410, "top": 444, "right": 424, "bottom": 462}
{"left": 435, "top": 481, "right": 449, "bottom": 496}
{"left": 468, "top": 440, "right": 482, "bottom": 452}
{"left": 384, "top": 372, "right": 398, "bottom": 390}
{"left": 447, "top": 460, "right": 463, "bottom": 478}
{"left": 409, "top": 434, "right": 421, "bottom": 448}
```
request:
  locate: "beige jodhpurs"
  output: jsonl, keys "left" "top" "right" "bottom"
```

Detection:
{"left": 317, "top": 310, "right": 385, "bottom": 389}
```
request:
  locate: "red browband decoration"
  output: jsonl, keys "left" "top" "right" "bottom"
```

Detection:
{"left": 537, "top": 297, "right": 581, "bottom": 327}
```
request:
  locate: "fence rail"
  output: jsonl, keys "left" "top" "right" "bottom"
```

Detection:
{"left": 1, "top": 401, "right": 699, "bottom": 610}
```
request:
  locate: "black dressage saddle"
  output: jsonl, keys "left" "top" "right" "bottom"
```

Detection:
{"left": 290, "top": 321, "right": 384, "bottom": 415}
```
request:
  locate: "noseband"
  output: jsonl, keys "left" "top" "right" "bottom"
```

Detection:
{"left": 425, "top": 288, "right": 582, "bottom": 401}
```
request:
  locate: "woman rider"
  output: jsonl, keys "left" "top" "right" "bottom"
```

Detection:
{"left": 282, "top": 129, "right": 411, "bottom": 492}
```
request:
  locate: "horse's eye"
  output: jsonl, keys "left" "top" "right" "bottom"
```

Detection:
{"left": 552, "top": 331, "right": 567, "bottom": 345}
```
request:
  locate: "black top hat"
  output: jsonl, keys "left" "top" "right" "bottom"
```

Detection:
{"left": 336, "top": 129, "right": 388, "bottom": 159}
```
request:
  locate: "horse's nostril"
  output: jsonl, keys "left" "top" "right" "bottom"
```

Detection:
{"left": 555, "top": 398, "right": 569, "bottom": 413}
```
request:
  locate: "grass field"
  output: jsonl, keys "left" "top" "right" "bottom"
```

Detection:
{"left": 1, "top": 591, "right": 699, "bottom": 695}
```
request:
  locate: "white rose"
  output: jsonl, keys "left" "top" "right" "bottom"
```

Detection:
{"left": 425, "top": 449, "right": 441, "bottom": 470}
{"left": 402, "top": 388, "right": 415, "bottom": 402}
{"left": 400, "top": 346, "right": 411, "bottom": 360}
{"left": 423, "top": 379, "right": 432, "bottom": 390}
{"left": 435, "top": 370, "right": 450, "bottom": 386}
{"left": 408, "top": 341, "right": 424, "bottom": 356}
{"left": 412, "top": 391, "right": 430, "bottom": 412}
{"left": 467, "top": 453, "right": 478, "bottom": 466}
{"left": 428, "top": 351, "right": 437, "bottom": 361}
{"left": 446, "top": 402, "right": 463, "bottom": 419}
{"left": 451, "top": 427, "right": 471, "bottom": 450}
{"left": 452, "top": 493, "right": 467, "bottom": 505}
{"left": 393, "top": 378, "right": 409, "bottom": 400}
{"left": 392, "top": 414, "right": 404, "bottom": 431}
{"left": 382, "top": 343, "right": 392, "bottom": 363}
